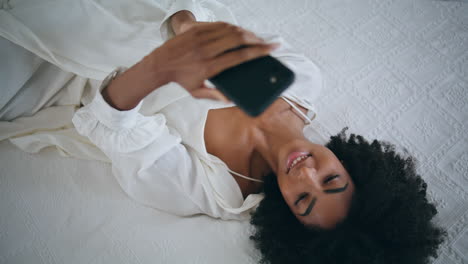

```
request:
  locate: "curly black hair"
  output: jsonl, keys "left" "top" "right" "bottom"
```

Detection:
{"left": 250, "top": 129, "right": 446, "bottom": 264}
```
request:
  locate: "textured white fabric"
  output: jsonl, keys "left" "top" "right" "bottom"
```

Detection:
{"left": 72, "top": 85, "right": 248, "bottom": 219}
{"left": 0, "top": 0, "right": 196, "bottom": 80}
{"left": 1, "top": 0, "right": 467, "bottom": 263}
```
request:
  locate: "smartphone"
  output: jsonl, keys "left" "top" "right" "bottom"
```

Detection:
{"left": 208, "top": 48, "right": 295, "bottom": 117}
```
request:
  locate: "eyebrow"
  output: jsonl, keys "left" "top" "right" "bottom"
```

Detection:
{"left": 299, "top": 197, "right": 316, "bottom": 216}
{"left": 298, "top": 182, "right": 350, "bottom": 216}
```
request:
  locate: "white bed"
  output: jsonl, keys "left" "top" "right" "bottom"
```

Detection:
{"left": 1, "top": 0, "right": 467, "bottom": 263}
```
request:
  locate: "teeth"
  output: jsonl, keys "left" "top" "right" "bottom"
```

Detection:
{"left": 289, "top": 154, "right": 309, "bottom": 170}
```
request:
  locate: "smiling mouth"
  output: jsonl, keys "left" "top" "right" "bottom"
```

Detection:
{"left": 286, "top": 152, "right": 312, "bottom": 174}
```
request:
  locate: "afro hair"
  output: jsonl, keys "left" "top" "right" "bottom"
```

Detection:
{"left": 250, "top": 129, "right": 446, "bottom": 264}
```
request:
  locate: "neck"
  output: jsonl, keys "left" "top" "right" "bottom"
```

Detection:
{"left": 247, "top": 99, "right": 308, "bottom": 173}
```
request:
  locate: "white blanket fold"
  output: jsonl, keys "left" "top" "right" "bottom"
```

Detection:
{"left": 0, "top": 0, "right": 236, "bottom": 160}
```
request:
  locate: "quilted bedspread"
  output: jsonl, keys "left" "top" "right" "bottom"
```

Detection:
{"left": 1, "top": 0, "right": 467, "bottom": 263}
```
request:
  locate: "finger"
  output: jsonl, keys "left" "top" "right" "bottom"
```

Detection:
{"left": 206, "top": 43, "right": 280, "bottom": 77}
{"left": 211, "top": 89, "right": 231, "bottom": 103}
{"left": 191, "top": 87, "right": 231, "bottom": 103}
{"left": 196, "top": 23, "right": 237, "bottom": 43}
{"left": 200, "top": 28, "right": 266, "bottom": 58}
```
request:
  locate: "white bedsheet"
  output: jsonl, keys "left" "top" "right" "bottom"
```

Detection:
{"left": 1, "top": 0, "right": 467, "bottom": 263}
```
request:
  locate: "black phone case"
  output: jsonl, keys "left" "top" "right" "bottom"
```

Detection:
{"left": 209, "top": 55, "right": 295, "bottom": 116}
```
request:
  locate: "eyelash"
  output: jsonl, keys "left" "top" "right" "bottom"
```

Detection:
{"left": 296, "top": 193, "right": 308, "bottom": 205}
{"left": 324, "top": 174, "right": 340, "bottom": 184}
{"left": 296, "top": 175, "right": 340, "bottom": 205}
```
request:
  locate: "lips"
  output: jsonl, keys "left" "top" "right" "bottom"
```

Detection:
{"left": 286, "top": 151, "right": 310, "bottom": 172}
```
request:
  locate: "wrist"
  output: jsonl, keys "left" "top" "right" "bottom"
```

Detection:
{"left": 139, "top": 54, "right": 169, "bottom": 89}
{"left": 102, "top": 58, "right": 167, "bottom": 111}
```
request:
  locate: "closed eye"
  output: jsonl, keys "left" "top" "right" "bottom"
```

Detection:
{"left": 324, "top": 174, "right": 340, "bottom": 184}
{"left": 294, "top": 193, "right": 308, "bottom": 206}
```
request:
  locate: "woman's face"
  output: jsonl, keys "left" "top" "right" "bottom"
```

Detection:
{"left": 275, "top": 139, "right": 355, "bottom": 229}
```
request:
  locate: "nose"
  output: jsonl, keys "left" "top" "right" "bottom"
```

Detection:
{"left": 298, "top": 166, "right": 322, "bottom": 187}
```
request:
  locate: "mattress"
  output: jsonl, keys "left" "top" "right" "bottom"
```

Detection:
{"left": 1, "top": 0, "right": 467, "bottom": 263}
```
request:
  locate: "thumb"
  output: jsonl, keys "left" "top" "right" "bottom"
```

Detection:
{"left": 191, "top": 87, "right": 231, "bottom": 103}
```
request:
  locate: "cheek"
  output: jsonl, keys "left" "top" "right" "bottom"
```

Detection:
{"left": 277, "top": 172, "right": 290, "bottom": 192}
{"left": 276, "top": 174, "right": 296, "bottom": 203}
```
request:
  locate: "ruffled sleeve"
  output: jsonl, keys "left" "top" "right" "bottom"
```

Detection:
{"left": 72, "top": 89, "right": 173, "bottom": 154}
{"left": 71, "top": 72, "right": 204, "bottom": 216}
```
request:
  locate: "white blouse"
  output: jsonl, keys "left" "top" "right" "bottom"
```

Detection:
{"left": 72, "top": 30, "right": 323, "bottom": 220}
{"left": 0, "top": 0, "right": 323, "bottom": 220}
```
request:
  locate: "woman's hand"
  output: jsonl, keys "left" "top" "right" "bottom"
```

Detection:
{"left": 148, "top": 21, "right": 278, "bottom": 100}
{"left": 103, "top": 21, "right": 278, "bottom": 110}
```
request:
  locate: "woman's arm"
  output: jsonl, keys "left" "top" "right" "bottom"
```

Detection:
{"left": 101, "top": 58, "right": 166, "bottom": 110}
{"left": 101, "top": 10, "right": 197, "bottom": 110}
{"left": 101, "top": 22, "right": 278, "bottom": 111}
{"left": 73, "top": 22, "right": 280, "bottom": 216}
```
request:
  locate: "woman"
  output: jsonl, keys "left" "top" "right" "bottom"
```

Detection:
{"left": 1, "top": 1, "right": 445, "bottom": 262}
{"left": 71, "top": 9, "right": 446, "bottom": 264}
